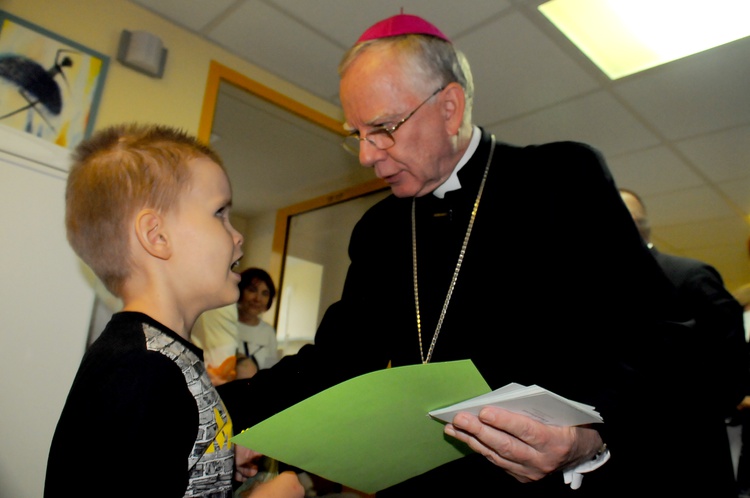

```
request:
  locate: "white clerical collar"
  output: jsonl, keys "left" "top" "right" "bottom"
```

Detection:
{"left": 433, "top": 126, "right": 481, "bottom": 199}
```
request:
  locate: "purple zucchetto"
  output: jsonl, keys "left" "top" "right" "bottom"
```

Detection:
{"left": 356, "top": 13, "right": 451, "bottom": 43}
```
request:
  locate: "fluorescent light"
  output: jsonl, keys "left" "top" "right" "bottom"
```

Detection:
{"left": 539, "top": 0, "right": 750, "bottom": 79}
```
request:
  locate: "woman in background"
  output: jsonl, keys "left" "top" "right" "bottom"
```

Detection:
{"left": 192, "top": 268, "right": 279, "bottom": 383}
{"left": 237, "top": 268, "right": 280, "bottom": 371}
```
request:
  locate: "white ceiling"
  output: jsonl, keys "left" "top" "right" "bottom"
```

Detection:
{"left": 127, "top": 0, "right": 750, "bottom": 291}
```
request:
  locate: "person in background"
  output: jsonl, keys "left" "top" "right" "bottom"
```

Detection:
{"left": 733, "top": 283, "right": 750, "bottom": 497}
{"left": 219, "top": 13, "right": 706, "bottom": 496}
{"left": 45, "top": 122, "right": 303, "bottom": 498}
{"left": 193, "top": 268, "right": 279, "bottom": 385}
{"left": 620, "top": 187, "right": 748, "bottom": 497}
{"left": 192, "top": 303, "right": 243, "bottom": 385}
{"left": 237, "top": 268, "right": 281, "bottom": 371}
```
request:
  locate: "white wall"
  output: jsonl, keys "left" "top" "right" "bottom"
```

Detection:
{"left": 0, "top": 125, "right": 96, "bottom": 498}
{"left": 277, "top": 256, "right": 323, "bottom": 355}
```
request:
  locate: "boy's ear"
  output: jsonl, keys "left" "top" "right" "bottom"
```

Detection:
{"left": 134, "top": 209, "right": 172, "bottom": 260}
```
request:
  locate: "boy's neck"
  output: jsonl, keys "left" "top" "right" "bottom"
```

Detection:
{"left": 121, "top": 299, "right": 194, "bottom": 341}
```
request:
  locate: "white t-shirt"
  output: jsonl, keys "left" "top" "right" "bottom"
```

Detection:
{"left": 191, "top": 304, "right": 239, "bottom": 369}
{"left": 237, "top": 320, "right": 280, "bottom": 370}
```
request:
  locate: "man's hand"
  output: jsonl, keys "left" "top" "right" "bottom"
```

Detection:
{"left": 444, "top": 406, "right": 603, "bottom": 483}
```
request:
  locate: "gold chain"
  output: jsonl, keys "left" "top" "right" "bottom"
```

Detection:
{"left": 414, "top": 135, "right": 496, "bottom": 364}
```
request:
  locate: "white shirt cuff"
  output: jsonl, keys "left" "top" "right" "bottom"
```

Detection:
{"left": 562, "top": 445, "right": 611, "bottom": 490}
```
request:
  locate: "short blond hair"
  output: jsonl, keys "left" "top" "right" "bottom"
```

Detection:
{"left": 65, "top": 123, "right": 224, "bottom": 296}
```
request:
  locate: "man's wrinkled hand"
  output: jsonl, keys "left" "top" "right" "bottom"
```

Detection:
{"left": 444, "top": 406, "right": 602, "bottom": 483}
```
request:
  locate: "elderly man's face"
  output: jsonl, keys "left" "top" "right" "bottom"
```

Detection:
{"left": 339, "top": 46, "right": 458, "bottom": 198}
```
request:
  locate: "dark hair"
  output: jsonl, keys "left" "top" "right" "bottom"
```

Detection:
{"left": 238, "top": 268, "right": 277, "bottom": 309}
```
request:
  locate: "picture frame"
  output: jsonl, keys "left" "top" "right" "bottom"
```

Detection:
{"left": 0, "top": 10, "right": 109, "bottom": 148}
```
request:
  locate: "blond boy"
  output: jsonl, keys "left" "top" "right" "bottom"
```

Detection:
{"left": 44, "top": 123, "right": 302, "bottom": 498}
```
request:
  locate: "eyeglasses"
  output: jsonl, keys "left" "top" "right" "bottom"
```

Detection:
{"left": 342, "top": 87, "right": 444, "bottom": 155}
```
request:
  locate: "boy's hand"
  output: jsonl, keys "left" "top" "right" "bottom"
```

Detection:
{"left": 240, "top": 471, "right": 305, "bottom": 498}
{"left": 234, "top": 445, "right": 263, "bottom": 482}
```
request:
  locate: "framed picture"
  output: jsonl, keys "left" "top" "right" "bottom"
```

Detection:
{"left": 0, "top": 11, "right": 109, "bottom": 148}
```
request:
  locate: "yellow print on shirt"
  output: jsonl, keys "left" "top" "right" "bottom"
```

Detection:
{"left": 208, "top": 405, "right": 233, "bottom": 453}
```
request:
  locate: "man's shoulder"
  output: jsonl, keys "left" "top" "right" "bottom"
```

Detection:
{"left": 490, "top": 138, "right": 614, "bottom": 197}
{"left": 493, "top": 139, "right": 607, "bottom": 178}
{"left": 651, "top": 248, "right": 726, "bottom": 288}
{"left": 479, "top": 127, "right": 598, "bottom": 157}
{"left": 505, "top": 139, "right": 601, "bottom": 158}
{"left": 652, "top": 248, "right": 714, "bottom": 274}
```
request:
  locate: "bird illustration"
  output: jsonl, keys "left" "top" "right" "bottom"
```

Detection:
{"left": 0, "top": 48, "right": 76, "bottom": 131}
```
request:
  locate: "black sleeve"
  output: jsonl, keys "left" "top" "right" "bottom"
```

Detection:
{"left": 218, "top": 295, "right": 391, "bottom": 432}
{"left": 45, "top": 351, "right": 198, "bottom": 498}
{"left": 670, "top": 257, "right": 749, "bottom": 414}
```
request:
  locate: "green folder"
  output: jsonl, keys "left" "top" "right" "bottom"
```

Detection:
{"left": 231, "top": 359, "right": 491, "bottom": 494}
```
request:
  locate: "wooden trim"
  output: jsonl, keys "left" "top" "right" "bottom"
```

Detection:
{"left": 269, "top": 178, "right": 388, "bottom": 324}
{"left": 197, "top": 62, "right": 221, "bottom": 144}
{"left": 198, "top": 60, "right": 346, "bottom": 144}
{"left": 197, "top": 59, "right": 388, "bottom": 325}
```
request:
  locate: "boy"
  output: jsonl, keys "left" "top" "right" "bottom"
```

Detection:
{"left": 44, "top": 123, "right": 302, "bottom": 498}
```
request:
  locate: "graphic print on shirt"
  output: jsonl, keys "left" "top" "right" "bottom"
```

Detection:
{"left": 144, "top": 324, "right": 234, "bottom": 497}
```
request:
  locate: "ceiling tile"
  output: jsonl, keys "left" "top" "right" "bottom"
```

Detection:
{"left": 614, "top": 36, "right": 750, "bottom": 140}
{"left": 676, "top": 125, "right": 750, "bottom": 182}
{"left": 129, "top": 0, "right": 236, "bottom": 31}
{"left": 685, "top": 243, "right": 750, "bottom": 291}
{"left": 487, "top": 91, "right": 660, "bottom": 157}
{"left": 207, "top": 0, "right": 344, "bottom": 101}
{"left": 607, "top": 146, "right": 705, "bottom": 195}
{"left": 268, "top": 0, "right": 513, "bottom": 48}
{"left": 654, "top": 216, "right": 750, "bottom": 250}
{"left": 642, "top": 186, "right": 740, "bottom": 226}
{"left": 717, "top": 176, "right": 750, "bottom": 214}
{"left": 459, "top": 12, "right": 600, "bottom": 126}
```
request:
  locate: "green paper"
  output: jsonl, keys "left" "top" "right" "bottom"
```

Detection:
{"left": 231, "top": 360, "right": 490, "bottom": 494}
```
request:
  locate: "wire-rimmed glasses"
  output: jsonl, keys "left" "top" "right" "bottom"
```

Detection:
{"left": 342, "top": 87, "right": 444, "bottom": 155}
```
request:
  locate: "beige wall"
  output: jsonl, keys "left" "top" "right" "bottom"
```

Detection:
{"left": 4, "top": 0, "right": 341, "bottom": 135}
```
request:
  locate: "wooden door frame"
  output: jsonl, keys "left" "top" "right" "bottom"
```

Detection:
{"left": 198, "top": 60, "right": 386, "bottom": 325}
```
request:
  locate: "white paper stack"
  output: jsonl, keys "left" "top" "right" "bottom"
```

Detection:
{"left": 428, "top": 383, "right": 603, "bottom": 427}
